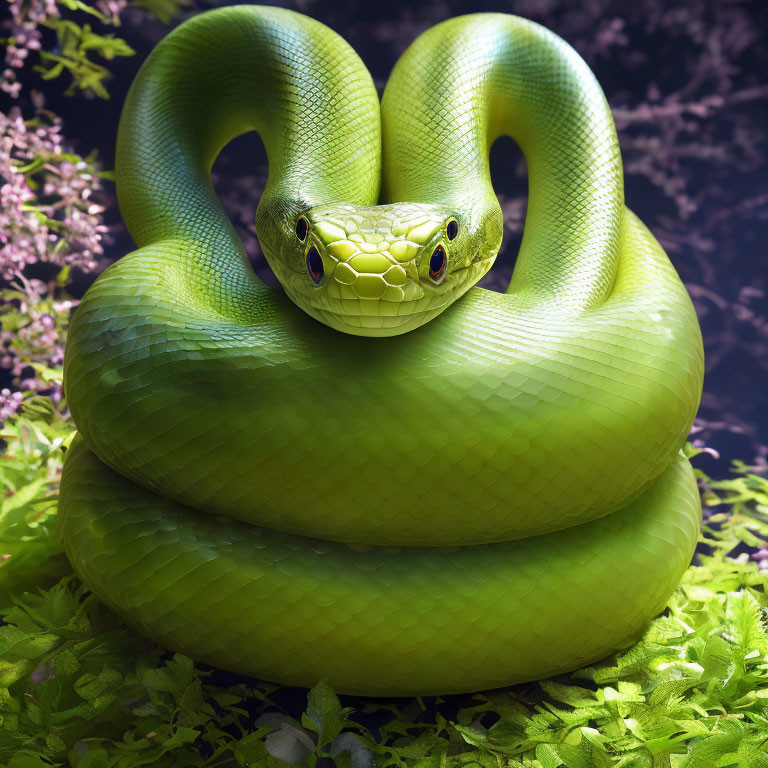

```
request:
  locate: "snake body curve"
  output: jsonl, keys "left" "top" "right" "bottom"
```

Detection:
{"left": 58, "top": 7, "right": 704, "bottom": 696}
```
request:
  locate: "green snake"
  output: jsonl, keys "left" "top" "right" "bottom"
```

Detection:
{"left": 58, "top": 6, "right": 704, "bottom": 696}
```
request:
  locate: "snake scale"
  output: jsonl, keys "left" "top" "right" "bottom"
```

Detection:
{"left": 58, "top": 6, "right": 704, "bottom": 696}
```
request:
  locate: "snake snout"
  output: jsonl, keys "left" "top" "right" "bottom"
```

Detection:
{"left": 331, "top": 252, "right": 415, "bottom": 301}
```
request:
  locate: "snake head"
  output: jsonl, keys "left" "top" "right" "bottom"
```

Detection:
{"left": 273, "top": 202, "right": 496, "bottom": 337}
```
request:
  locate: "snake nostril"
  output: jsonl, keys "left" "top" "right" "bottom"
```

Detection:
{"left": 446, "top": 219, "right": 458, "bottom": 240}
{"left": 296, "top": 216, "right": 308, "bottom": 241}
{"left": 306, "top": 246, "right": 324, "bottom": 284}
{"left": 429, "top": 245, "right": 447, "bottom": 282}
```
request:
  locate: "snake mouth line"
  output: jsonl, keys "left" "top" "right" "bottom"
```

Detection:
{"left": 307, "top": 298, "right": 458, "bottom": 321}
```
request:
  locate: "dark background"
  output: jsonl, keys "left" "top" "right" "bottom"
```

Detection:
{"left": 10, "top": 0, "right": 768, "bottom": 474}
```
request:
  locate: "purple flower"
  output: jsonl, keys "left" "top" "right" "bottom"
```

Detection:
{"left": 0, "top": 386, "right": 24, "bottom": 424}
{"left": 0, "top": 107, "right": 105, "bottom": 281}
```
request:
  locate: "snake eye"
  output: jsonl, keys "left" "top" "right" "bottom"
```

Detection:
{"left": 306, "top": 246, "right": 323, "bottom": 284}
{"left": 446, "top": 220, "right": 458, "bottom": 240}
{"left": 429, "top": 245, "right": 447, "bottom": 282}
{"left": 296, "top": 216, "right": 308, "bottom": 242}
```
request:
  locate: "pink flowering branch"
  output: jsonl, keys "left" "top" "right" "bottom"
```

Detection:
{"left": 0, "top": 0, "right": 57, "bottom": 99}
{"left": 0, "top": 106, "right": 109, "bottom": 415}
{"left": 0, "top": 0, "right": 187, "bottom": 425}
{"left": 0, "top": 107, "right": 105, "bottom": 281}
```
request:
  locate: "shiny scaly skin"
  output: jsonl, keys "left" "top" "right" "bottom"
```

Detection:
{"left": 61, "top": 439, "right": 700, "bottom": 697}
{"left": 58, "top": 7, "right": 704, "bottom": 695}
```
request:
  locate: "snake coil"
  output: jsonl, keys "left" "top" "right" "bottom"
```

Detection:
{"left": 59, "top": 6, "right": 704, "bottom": 696}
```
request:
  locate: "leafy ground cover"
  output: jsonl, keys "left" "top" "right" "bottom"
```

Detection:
{"left": 2, "top": 1, "right": 767, "bottom": 765}
{"left": 1, "top": 398, "right": 767, "bottom": 768}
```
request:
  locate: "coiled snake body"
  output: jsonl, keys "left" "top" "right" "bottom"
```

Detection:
{"left": 59, "top": 7, "right": 704, "bottom": 696}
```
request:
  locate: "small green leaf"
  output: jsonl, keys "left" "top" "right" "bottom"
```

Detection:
{"left": 74, "top": 747, "right": 109, "bottom": 768}
{"left": 8, "top": 753, "right": 54, "bottom": 768}
{"left": 161, "top": 725, "right": 200, "bottom": 749}
{"left": 302, "top": 678, "right": 346, "bottom": 749}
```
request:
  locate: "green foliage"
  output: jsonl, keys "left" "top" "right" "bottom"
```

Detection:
{"left": 3, "top": 0, "right": 191, "bottom": 99}
{"left": 37, "top": 18, "right": 136, "bottom": 99}
{"left": 0, "top": 391, "right": 74, "bottom": 607}
{"left": 131, "top": 0, "right": 192, "bottom": 26}
{"left": 1, "top": 405, "right": 767, "bottom": 766}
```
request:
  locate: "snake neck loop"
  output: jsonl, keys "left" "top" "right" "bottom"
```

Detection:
{"left": 382, "top": 13, "right": 625, "bottom": 313}
{"left": 64, "top": 6, "right": 703, "bottom": 559}
{"left": 114, "top": 5, "right": 381, "bottom": 324}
